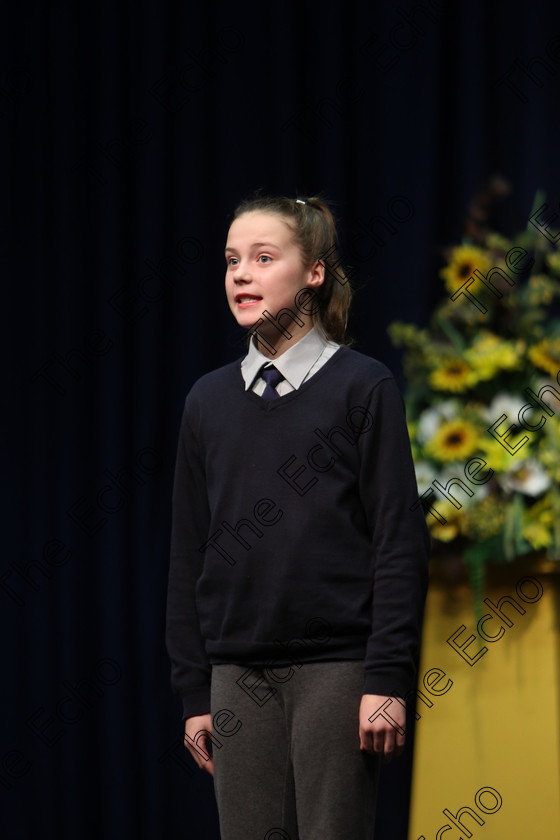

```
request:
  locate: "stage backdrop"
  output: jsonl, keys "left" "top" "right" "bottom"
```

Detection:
{"left": 4, "top": 1, "right": 560, "bottom": 838}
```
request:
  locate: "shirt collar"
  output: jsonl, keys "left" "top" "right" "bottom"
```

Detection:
{"left": 241, "top": 327, "right": 336, "bottom": 390}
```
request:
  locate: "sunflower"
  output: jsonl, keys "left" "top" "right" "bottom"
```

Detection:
{"left": 425, "top": 419, "right": 480, "bottom": 462}
{"left": 416, "top": 401, "right": 459, "bottom": 444}
{"left": 429, "top": 358, "right": 477, "bottom": 392}
{"left": 528, "top": 338, "right": 560, "bottom": 377}
{"left": 440, "top": 245, "right": 492, "bottom": 297}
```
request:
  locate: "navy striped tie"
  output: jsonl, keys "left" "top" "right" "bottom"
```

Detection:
{"left": 261, "top": 366, "right": 284, "bottom": 400}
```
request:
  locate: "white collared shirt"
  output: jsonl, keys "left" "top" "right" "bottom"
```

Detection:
{"left": 241, "top": 327, "right": 341, "bottom": 396}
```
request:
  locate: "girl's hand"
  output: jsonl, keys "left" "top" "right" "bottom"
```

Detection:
{"left": 184, "top": 713, "right": 215, "bottom": 776}
{"left": 359, "top": 695, "right": 406, "bottom": 764}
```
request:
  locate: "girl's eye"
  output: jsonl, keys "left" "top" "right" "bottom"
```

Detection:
{"left": 227, "top": 257, "right": 239, "bottom": 266}
{"left": 258, "top": 255, "right": 271, "bottom": 263}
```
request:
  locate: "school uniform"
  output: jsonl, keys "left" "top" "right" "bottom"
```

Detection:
{"left": 166, "top": 327, "right": 430, "bottom": 839}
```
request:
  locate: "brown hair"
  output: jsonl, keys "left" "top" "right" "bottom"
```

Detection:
{"left": 231, "top": 193, "right": 353, "bottom": 344}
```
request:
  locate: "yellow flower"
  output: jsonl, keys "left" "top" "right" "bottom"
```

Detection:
{"left": 522, "top": 522, "right": 553, "bottom": 550}
{"left": 464, "top": 332, "right": 523, "bottom": 380}
{"left": 527, "top": 274, "right": 558, "bottom": 306}
{"left": 528, "top": 338, "right": 560, "bottom": 377}
{"left": 539, "top": 415, "right": 560, "bottom": 481}
{"left": 425, "top": 419, "right": 480, "bottom": 462}
{"left": 546, "top": 251, "right": 560, "bottom": 275}
{"left": 428, "top": 500, "right": 465, "bottom": 542}
{"left": 522, "top": 496, "right": 554, "bottom": 551}
{"left": 461, "top": 495, "right": 505, "bottom": 541}
{"left": 524, "top": 495, "right": 554, "bottom": 527}
{"left": 478, "top": 436, "right": 519, "bottom": 473}
{"left": 388, "top": 322, "right": 430, "bottom": 348}
{"left": 429, "top": 359, "right": 477, "bottom": 392}
{"left": 485, "top": 233, "right": 513, "bottom": 251}
{"left": 539, "top": 449, "right": 560, "bottom": 482}
{"left": 440, "top": 246, "right": 492, "bottom": 297}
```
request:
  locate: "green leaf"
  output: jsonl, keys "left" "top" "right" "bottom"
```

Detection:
{"left": 434, "top": 312, "right": 467, "bottom": 353}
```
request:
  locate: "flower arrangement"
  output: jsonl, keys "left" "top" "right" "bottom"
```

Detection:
{"left": 389, "top": 192, "right": 560, "bottom": 592}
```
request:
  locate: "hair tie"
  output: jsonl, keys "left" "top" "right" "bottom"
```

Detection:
{"left": 295, "top": 198, "right": 306, "bottom": 205}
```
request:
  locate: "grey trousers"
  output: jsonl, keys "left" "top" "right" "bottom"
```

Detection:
{"left": 210, "top": 661, "right": 380, "bottom": 840}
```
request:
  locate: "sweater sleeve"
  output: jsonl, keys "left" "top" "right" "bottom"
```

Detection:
{"left": 359, "top": 375, "right": 431, "bottom": 698}
{"left": 165, "top": 394, "right": 212, "bottom": 720}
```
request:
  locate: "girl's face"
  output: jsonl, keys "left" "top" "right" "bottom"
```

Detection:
{"left": 225, "top": 211, "right": 324, "bottom": 351}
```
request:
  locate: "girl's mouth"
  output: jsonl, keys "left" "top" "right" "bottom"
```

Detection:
{"left": 236, "top": 295, "right": 263, "bottom": 308}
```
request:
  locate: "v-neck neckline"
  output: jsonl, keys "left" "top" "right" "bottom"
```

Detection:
{"left": 240, "top": 346, "right": 347, "bottom": 409}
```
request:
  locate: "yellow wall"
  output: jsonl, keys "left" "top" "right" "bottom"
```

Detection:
{"left": 409, "top": 566, "right": 560, "bottom": 839}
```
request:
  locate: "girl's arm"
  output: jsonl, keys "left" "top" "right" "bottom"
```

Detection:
{"left": 359, "top": 376, "right": 431, "bottom": 701}
{"left": 166, "top": 396, "right": 213, "bottom": 720}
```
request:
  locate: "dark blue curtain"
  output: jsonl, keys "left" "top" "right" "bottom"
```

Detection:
{"left": 4, "top": 1, "right": 560, "bottom": 837}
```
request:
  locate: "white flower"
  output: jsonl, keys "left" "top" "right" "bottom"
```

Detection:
{"left": 414, "top": 461, "right": 437, "bottom": 494}
{"left": 432, "top": 464, "right": 489, "bottom": 507}
{"left": 498, "top": 459, "right": 551, "bottom": 497}
{"left": 483, "top": 392, "right": 526, "bottom": 425}
{"left": 529, "top": 375, "right": 559, "bottom": 403}
{"left": 417, "top": 401, "right": 460, "bottom": 444}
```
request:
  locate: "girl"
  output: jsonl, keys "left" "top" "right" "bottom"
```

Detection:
{"left": 166, "top": 195, "right": 430, "bottom": 840}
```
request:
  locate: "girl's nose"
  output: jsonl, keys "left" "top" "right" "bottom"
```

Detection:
{"left": 234, "top": 260, "right": 252, "bottom": 281}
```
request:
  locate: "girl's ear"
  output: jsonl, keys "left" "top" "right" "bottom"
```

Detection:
{"left": 308, "top": 259, "right": 325, "bottom": 288}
